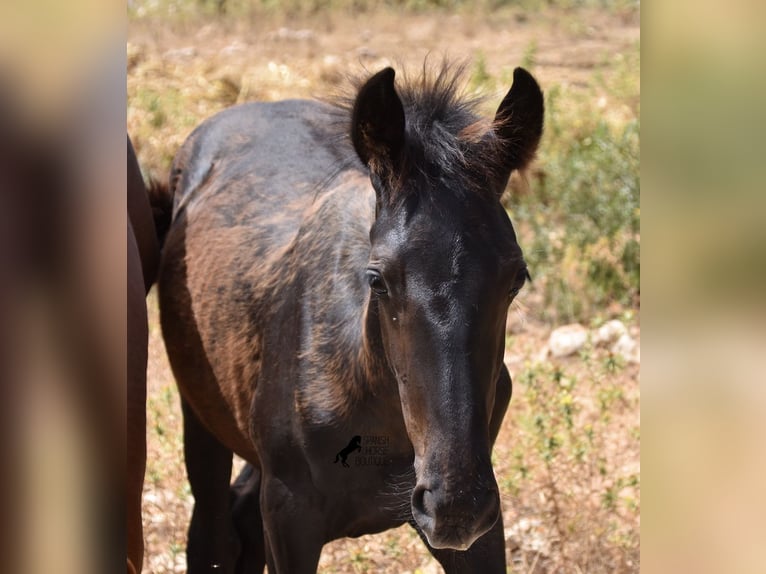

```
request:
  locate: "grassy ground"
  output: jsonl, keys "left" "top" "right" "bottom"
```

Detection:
{"left": 130, "top": 3, "right": 640, "bottom": 572}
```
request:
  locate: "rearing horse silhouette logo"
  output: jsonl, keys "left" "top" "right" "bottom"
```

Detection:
{"left": 333, "top": 435, "right": 362, "bottom": 468}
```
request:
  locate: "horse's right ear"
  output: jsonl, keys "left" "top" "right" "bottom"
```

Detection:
{"left": 351, "top": 67, "right": 406, "bottom": 176}
{"left": 493, "top": 67, "right": 544, "bottom": 176}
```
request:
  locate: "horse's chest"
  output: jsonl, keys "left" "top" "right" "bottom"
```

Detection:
{"left": 312, "top": 449, "right": 414, "bottom": 537}
{"left": 301, "top": 423, "right": 415, "bottom": 535}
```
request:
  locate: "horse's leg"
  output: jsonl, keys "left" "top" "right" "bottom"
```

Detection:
{"left": 182, "top": 399, "right": 239, "bottom": 573}
{"left": 260, "top": 475, "right": 324, "bottom": 574}
{"left": 127, "top": 223, "right": 147, "bottom": 574}
{"left": 231, "top": 463, "right": 265, "bottom": 574}
{"left": 413, "top": 513, "right": 507, "bottom": 573}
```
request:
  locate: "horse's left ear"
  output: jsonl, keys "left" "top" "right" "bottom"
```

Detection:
{"left": 494, "top": 67, "right": 544, "bottom": 175}
{"left": 351, "top": 67, "right": 406, "bottom": 177}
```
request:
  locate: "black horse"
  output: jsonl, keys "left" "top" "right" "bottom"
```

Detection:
{"left": 157, "top": 62, "right": 543, "bottom": 573}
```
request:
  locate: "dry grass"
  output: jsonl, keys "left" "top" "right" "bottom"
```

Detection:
{"left": 128, "top": 7, "right": 639, "bottom": 177}
{"left": 131, "top": 6, "right": 639, "bottom": 573}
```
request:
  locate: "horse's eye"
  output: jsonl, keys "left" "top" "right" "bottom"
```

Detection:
{"left": 510, "top": 266, "right": 531, "bottom": 298}
{"left": 366, "top": 269, "right": 388, "bottom": 296}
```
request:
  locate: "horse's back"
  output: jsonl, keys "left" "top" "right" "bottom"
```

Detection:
{"left": 171, "top": 99, "right": 349, "bottom": 242}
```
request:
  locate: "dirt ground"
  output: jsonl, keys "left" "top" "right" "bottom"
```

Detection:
{"left": 131, "top": 6, "right": 639, "bottom": 573}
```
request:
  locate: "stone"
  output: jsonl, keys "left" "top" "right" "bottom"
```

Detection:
{"left": 593, "top": 319, "right": 628, "bottom": 346}
{"left": 611, "top": 332, "right": 640, "bottom": 363}
{"left": 548, "top": 324, "right": 588, "bottom": 358}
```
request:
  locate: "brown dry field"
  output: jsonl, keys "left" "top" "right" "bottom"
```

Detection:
{"left": 128, "top": 7, "right": 639, "bottom": 175}
{"left": 130, "top": 6, "right": 639, "bottom": 573}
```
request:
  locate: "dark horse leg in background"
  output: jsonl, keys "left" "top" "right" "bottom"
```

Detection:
{"left": 127, "top": 221, "right": 148, "bottom": 574}
{"left": 127, "top": 135, "right": 166, "bottom": 574}
{"left": 231, "top": 463, "right": 265, "bottom": 574}
{"left": 181, "top": 399, "right": 240, "bottom": 573}
{"left": 260, "top": 471, "right": 326, "bottom": 573}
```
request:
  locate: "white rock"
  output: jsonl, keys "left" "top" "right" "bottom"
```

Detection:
{"left": 534, "top": 345, "right": 549, "bottom": 364}
{"left": 548, "top": 324, "right": 588, "bottom": 358}
{"left": 611, "top": 332, "right": 640, "bottom": 363}
{"left": 593, "top": 319, "right": 628, "bottom": 346}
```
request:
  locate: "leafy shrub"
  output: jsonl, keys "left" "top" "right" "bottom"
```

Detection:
{"left": 509, "top": 72, "right": 640, "bottom": 323}
{"left": 500, "top": 352, "right": 640, "bottom": 572}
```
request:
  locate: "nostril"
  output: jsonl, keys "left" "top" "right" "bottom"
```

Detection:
{"left": 412, "top": 484, "right": 440, "bottom": 520}
{"left": 411, "top": 484, "right": 437, "bottom": 536}
{"left": 411, "top": 484, "right": 427, "bottom": 515}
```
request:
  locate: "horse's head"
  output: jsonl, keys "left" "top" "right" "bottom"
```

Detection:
{"left": 352, "top": 66, "right": 543, "bottom": 550}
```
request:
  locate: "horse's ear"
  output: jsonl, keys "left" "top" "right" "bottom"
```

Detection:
{"left": 351, "top": 67, "right": 405, "bottom": 175}
{"left": 494, "top": 67, "right": 544, "bottom": 175}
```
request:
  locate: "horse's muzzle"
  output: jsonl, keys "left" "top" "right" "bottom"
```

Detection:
{"left": 411, "top": 480, "right": 500, "bottom": 550}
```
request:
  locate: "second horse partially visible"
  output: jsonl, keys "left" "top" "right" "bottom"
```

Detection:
{"left": 158, "top": 63, "right": 543, "bottom": 573}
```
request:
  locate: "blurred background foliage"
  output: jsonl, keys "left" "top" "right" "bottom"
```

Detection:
{"left": 129, "top": 0, "right": 640, "bottom": 19}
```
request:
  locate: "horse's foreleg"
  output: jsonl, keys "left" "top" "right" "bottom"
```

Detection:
{"left": 260, "top": 474, "right": 324, "bottom": 574}
{"left": 414, "top": 511, "right": 507, "bottom": 573}
{"left": 231, "top": 463, "right": 266, "bottom": 574}
{"left": 182, "top": 399, "right": 238, "bottom": 573}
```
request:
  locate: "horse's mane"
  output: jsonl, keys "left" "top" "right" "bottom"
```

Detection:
{"left": 326, "top": 60, "right": 506, "bottom": 201}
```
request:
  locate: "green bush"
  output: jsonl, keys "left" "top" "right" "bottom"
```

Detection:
{"left": 504, "top": 353, "right": 640, "bottom": 571}
{"left": 509, "top": 71, "right": 640, "bottom": 323}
